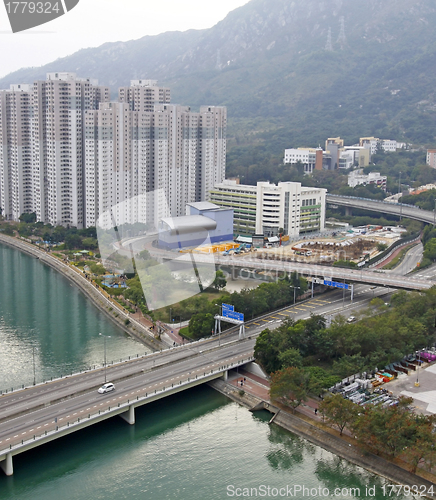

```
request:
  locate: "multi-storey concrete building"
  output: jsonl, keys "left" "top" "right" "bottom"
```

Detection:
{"left": 283, "top": 147, "right": 323, "bottom": 174}
{"left": 210, "top": 180, "right": 326, "bottom": 237}
{"left": 32, "top": 73, "right": 109, "bottom": 228}
{"left": 348, "top": 170, "right": 387, "bottom": 191}
{"left": 426, "top": 149, "right": 436, "bottom": 169}
{"left": 0, "top": 73, "right": 109, "bottom": 227}
{"left": 85, "top": 99, "right": 227, "bottom": 229}
{"left": 118, "top": 80, "right": 170, "bottom": 112}
{"left": 0, "top": 84, "right": 33, "bottom": 221}
{"left": 1, "top": 75, "right": 226, "bottom": 230}
{"left": 359, "top": 137, "right": 405, "bottom": 155}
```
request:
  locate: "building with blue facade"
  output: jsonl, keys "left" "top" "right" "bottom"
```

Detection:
{"left": 158, "top": 202, "right": 233, "bottom": 250}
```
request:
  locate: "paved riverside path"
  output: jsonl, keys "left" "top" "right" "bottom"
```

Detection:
{"left": 214, "top": 372, "right": 436, "bottom": 496}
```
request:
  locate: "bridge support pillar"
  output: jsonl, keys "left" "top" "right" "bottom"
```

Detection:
{"left": 0, "top": 453, "right": 13, "bottom": 476}
{"left": 119, "top": 405, "right": 135, "bottom": 425}
{"left": 223, "top": 370, "right": 228, "bottom": 381}
{"left": 345, "top": 207, "right": 352, "bottom": 216}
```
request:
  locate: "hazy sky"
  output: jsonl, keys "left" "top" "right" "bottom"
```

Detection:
{"left": 0, "top": 0, "right": 250, "bottom": 78}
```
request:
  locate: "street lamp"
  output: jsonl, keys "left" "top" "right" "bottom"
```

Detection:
{"left": 398, "top": 171, "right": 402, "bottom": 221}
{"left": 433, "top": 198, "right": 436, "bottom": 227}
{"left": 32, "top": 346, "right": 38, "bottom": 386}
{"left": 291, "top": 286, "right": 301, "bottom": 304}
{"left": 99, "top": 332, "right": 111, "bottom": 383}
{"left": 215, "top": 304, "right": 222, "bottom": 346}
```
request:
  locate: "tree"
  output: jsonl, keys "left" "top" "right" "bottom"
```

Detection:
{"left": 424, "top": 239, "right": 436, "bottom": 261}
{"left": 400, "top": 414, "right": 436, "bottom": 473}
{"left": 270, "top": 367, "right": 310, "bottom": 412}
{"left": 82, "top": 237, "right": 98, "bottom": 250}
{"left": 65, "top": 234, "right": 83, "bottom": 250}
{"left": 212, "top": 270, "right": 227, "bottom": 290}
{"left": 2, "top": 225, "right": 14, "bottom": 236}
{"left": 189, "top": 312, "right": 214, "bottom": 339}
{"left": 19, "top": 212, "right": 36, "bottom": 223}
{"left": 319, "top": 394, "right": 358, "bottom": 435}
{"left": 278, "top": 348, "right": 303, "bottom": 369}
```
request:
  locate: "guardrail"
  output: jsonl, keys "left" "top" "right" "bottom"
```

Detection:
{"left": 0, "top": 354, "right": 254, "bottom": 460}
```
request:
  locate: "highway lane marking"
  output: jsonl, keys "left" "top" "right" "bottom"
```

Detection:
{"left": 278, "top": 313, "right": 288, "bottom": 316}
{"left": 270, "top": 316, "right": 279, "bottom": 319}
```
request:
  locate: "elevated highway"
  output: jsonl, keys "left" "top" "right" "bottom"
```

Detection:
{"left": 0, "top": 336, "right": 254, "bottom": 476}
{"left": 326, "top": 194, "right": 435, "bottom": 224}
{"left": 196, "top": 253, "right": 433, "bottom": 292}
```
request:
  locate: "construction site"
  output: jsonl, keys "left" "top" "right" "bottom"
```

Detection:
{"left": 253, "top": 225, "right": 407, "bottom": 265}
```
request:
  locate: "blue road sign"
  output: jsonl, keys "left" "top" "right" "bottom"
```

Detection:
{"left": 324, "top": 280, "right": 349, "bottom": 290}
{"left": 223, "top": 309, "right": 244, "bottom": 322}
{"left": 222, "top": 303, "right": 234, "bottom": 312}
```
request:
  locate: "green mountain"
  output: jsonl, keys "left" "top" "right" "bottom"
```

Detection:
{"left": 2, "top": 0, "right": 436, "bottom": 173}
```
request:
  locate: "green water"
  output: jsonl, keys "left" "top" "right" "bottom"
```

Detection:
{"left": 0, "top": 244, "right": 409, "bottom": 499}
{"left": 0, "top": 243, "right": 150, "bottom": 391}
{"left": 0, "top": 387, "right": 405, "bottom": 500}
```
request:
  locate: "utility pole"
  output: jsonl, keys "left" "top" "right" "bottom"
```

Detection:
{"left": 398, "top": 171, "right": 402, "bottom": 221}
{"left": 99, "top": 333, "right": 111, "bottom": 383}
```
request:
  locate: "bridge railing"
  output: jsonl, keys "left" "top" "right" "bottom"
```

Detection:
{"left": 327, "top": 193, "right": 418, "bottom": 209}
{"left": 0, "top": 355, "right": 254, "bottom": 459}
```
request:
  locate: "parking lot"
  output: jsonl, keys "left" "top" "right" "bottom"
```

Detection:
{"left": 385, "top": 363, "right": 436, "bottom": 415}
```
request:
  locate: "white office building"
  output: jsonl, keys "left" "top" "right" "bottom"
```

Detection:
{"left": 210, "top": 180, "right": 326, "bottom": 237}
{"left": 348, "top": 170, "right": 387, "bottom": 191}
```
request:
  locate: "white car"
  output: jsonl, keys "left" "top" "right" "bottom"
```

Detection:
{"left": 98, "top": 382, "right": 115, "bottom": 394}
{"left": 347, "top": 316, "right": 356, "bottom": 323}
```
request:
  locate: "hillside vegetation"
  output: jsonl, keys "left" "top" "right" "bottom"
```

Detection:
{"left": 1, "top": 0, "right": 436, "bottom": 170}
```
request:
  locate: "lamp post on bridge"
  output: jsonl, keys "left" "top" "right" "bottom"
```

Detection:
{"left": 215, "top": 304, "right": 222, "bottom": 346}
{"left": 99, "top": 332, "right": 111, "bottom": 383}
{"left": 32, "top": 346, "right": 38, "bottom": 386}
{"left": 398, "top": 171, "right": 402, "bottom": 221}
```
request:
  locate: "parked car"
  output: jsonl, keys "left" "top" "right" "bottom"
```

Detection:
{"left": 98, "top": 382, "right": 115, "bottom": 394}
{"left": 347, "top": 316, "right": 356, "bottom": 323}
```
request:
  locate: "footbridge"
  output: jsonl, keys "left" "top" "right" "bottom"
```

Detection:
{"left": 326, "top": 194, "right": 435, "bottom": 224}
{"left": 0, "top": 337, "right": 255, "bottom": 476}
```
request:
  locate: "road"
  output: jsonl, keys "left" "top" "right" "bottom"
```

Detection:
{"left": 388, "top": 242, "right": 423, "bottom": 276}
{"left": 327, "top": 194, "right": 435, "bottom": 224}
{"left": 0, "top": 339, "right": 254, "bottom": 451}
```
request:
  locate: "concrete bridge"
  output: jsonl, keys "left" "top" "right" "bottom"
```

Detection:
{"left": 0, "top": 337, "right": 255, "bottom": 476}
{"left": 197, "top": 253, "right": 433, "bottom": 292}
{"left": 326, "top": 194, "right": 435, "bottom": 224}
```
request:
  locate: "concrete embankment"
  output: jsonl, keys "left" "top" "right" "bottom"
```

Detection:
{"left": 0, "top": 234, "right": 163, "bottom": 351}
{"left": 209, "top": 379, "right": 436, "bottom": 496}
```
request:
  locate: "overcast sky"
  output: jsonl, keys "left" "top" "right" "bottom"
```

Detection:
{"left": 0, "top": 0, "right": 250, "bottom": 78}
